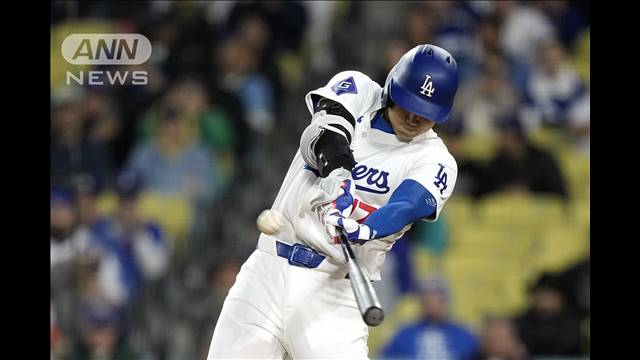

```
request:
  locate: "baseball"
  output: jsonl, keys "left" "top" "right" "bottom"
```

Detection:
{"left": 256, "top": 209, "right": 286, "bottom": 235}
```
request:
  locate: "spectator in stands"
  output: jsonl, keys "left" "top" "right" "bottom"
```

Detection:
{"left": 126, "top": 105, "right": 221, "bottom": 207}
{"left": 402, "top": 4, "right": 435, "bottom": 47}
{"left": 496, "top": 1, "right": 556, "bottom": 68}
{"left": 471, "top": 14, "right": 530, "bottom": 95}
{"left": 558, "top": 228, "right": 590, "bottom": 353}
{"left": 51, "top": 304, "right": 67, "bottom": 360}
{"left": 214, "top": 34, "right": 276, "bottom": 176}
{"left": 374, "top": 37, "right": 411, "bottom": 87}
{"left": 63, "top": 296, "right": 143, "bottom": 360}
{"left": 163, "top": 255, "right": 242, "bottom": 360}
{"left": 537, "top": 0, "right": 589, "bottom": 51}
{"left": 427, "top": 1, "right": 479, "bottom": 82}
{"left": 436, "top": 120, "right": 485, "bottom": 198}
{"left": 475, "top": 114, "right": 568, "bottom": 201}
{"left": 558, "top": 256, "right": 590, "bottom": 320}
{"left": 226, "top": 1, "right": 307, "bottom": 98}
{"left": 216, "top": 34, "right": 275, "bottom": 136}
{"left": 230, "top": 7, "right": 282, "bottom": 102}
{"left": 567, "top": 89, "right": 590, "bottom": 157}
{"left": 82, "top": 88, "right": 122, "bottom": 168}
{"left": 475, "top": 316, "right": 528, "bottom": 360}
{"left": 71, "top": 173, "right": 101, "bottom": 229}
{"left": 84, "top": 170, "right": 170, "bottom": 307}
{"left": 521, "top": 39, "right": 589, "bottom": 130}
{"left": 138, "top": 77, "right": 238, "bottom": 185}
{"left": 51, "top": 187, "right": 82, "bottom": 269}
{"left": 381, "top": 277, "right": 479, "bottom": 360}
{"left": 452, "top": 50, "right": 520, "bottom": 136}
{"left": 513, "top": 273, "right": 583, "bottom": 357}
{"left": 51, "top": 186, "right": 91, "bottom": 341}
{"left": 51, "top": 86, "right": 114, "bottom": 191}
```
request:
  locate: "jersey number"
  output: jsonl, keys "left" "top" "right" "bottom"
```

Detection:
{"left": 433, "top": 164, "right": 448, "bottom": 195}
{"left": 351, "top": 199, "right": 378, "bottom": 223}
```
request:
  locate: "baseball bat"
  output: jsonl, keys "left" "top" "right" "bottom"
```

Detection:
{"left": 339, "top": 231, "right": 385, "bottom": 327}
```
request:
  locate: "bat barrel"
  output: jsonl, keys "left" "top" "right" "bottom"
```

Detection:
{"left": 346, "top": 250, "right": 385, "bottom": 327}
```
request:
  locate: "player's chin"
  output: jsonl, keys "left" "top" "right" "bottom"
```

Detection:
{"left": 395, "top": 129, "right": 418, "bottom": 142}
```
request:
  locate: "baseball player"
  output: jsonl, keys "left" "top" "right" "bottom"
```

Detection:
{"left": 208, "top": 44, "right": 459, "bottom": 359}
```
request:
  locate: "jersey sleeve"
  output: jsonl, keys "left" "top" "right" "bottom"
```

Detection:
{"left": 406, "top": 154, "right": 458, "bottom": 222}
{"left": 304, "top": 70, "right": 381, "bottom": 121}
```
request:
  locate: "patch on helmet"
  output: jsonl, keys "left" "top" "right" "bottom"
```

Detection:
{"left": 419, "top": 74, "right": 435, "bottom": 97}
{"left": 331, "top": 76, "right": 358, "bottom": 96}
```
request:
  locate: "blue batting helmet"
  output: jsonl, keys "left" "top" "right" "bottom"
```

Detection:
{"left": 382, "top": 44, "right": 459, "bottom": 123}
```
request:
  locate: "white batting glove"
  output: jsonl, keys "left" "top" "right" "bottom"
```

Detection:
{"left": 325, "top": 215, "right": 375, "bottom": 245}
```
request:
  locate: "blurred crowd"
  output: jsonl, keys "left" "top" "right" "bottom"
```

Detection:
{"left": 50, "top": 1, "right": 589, "bottom": 360}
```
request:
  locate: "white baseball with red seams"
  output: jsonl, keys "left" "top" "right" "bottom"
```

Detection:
{"left": 207, "top": 70, "right": 458, "bottom": 359}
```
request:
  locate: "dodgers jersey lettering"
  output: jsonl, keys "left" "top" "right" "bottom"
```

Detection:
{"left": 265, "top": 70, "right": 458, "bottom": 280}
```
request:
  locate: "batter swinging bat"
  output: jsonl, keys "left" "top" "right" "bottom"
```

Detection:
{"left": 338, "top": 230, "right": 385, "bottom": 327}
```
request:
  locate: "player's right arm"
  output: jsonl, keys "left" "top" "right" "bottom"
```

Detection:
{"left": 300, "top": 97, "right": 357, "bottom": 177}
{"left": 294, "top": 71, "right": 380, "bottom": 256}
{"left": 300, "top": 71, "right": 380, "bottom": 178}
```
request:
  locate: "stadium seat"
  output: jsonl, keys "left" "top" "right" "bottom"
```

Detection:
{"left": 459, "top": 134, "right": 496, "bottom": 161}
{"left": 557, "top": 150, "right": 590, "bottom": 200}
{"left": 529, "top": 128, "right": 571, "bottom": 153}
{"left": 96, "top": 191, "right": 193, "bottom": 253}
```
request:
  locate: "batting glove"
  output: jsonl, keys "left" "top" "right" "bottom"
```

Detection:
{"left": 326, "top": 177, "right": 356, "bottom": 218}
{"left": 325, "top": 214, "right": 375, "bottom": 245}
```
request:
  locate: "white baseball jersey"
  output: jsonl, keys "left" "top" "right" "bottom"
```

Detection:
{"left": 266, "top": 70, "right": 458, "bottom": 280}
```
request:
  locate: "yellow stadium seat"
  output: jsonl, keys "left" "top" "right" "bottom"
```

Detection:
{"left": 529, "top": 128, "right": 571, "bottom": 153}
{"left": 96, "top": 191, "right": 118, "bottom": 214}
{"left": 474, "top": 193, "right": 569, "bottom": 231}
{"left": 137, "top": 192, "right": 192, "bottom": 251}
{"left": 434, "top": 193, "right": 580, "bottom": 327}
{"left": 399, "top": 192, "right": 587, "bottom": 342}
{"left": 459, "top": 134, "right": 496, "bottom": 161}
{"left": 95, "top": 191, "right": 193, "bottom": 255}
{"left": 531, "top": 223, "right": 589, "bottom": 273}
{"left": 443, "top": 195, "right": 474, "bottom": 223}
{"left": 571, "top": 198, "right": 590, "bottom": 230}
{"left": 557, "top": 149, "right": 590, "bottom": 200}
{"left": 570, "top": 29, "right": 590, "bottom": 85}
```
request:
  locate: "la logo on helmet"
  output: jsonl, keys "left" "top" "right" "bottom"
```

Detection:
{"left": 419, "top": 75, "right": 435, "bottom": 97}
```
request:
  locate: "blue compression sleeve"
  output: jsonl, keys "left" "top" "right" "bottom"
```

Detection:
{"left": 363, "top": 179, "right": 437, "bottom": 238}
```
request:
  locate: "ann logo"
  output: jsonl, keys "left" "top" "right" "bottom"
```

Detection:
{"left": 433, "top": 164, "right": 448, "bottom": 195}
{"left": 419, "top": 75, "right": 435, "bottom": 98}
